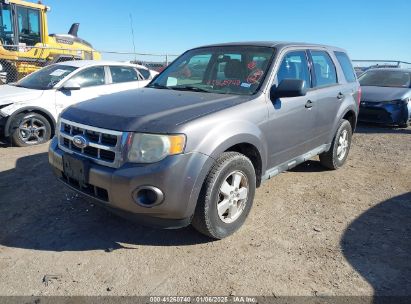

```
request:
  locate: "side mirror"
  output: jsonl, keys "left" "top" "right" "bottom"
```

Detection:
{"left": 270, "top": 79, "right": 307, "bottom": 101}
{"left": 61, "top": 80, "right": 81, "bottom": 91}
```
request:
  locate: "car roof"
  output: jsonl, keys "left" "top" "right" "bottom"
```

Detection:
{"left": 56, "top": 60, "right": 150, "bottom": 70}
{"left": 195, "top": 41, "right": 347, "bottom": 52}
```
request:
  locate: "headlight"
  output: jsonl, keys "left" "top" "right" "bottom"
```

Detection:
{"left": 127, "top": 133, "right": 186, "bottom": 163}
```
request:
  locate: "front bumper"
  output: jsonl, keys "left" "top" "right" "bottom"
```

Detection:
{"left": 358, "top": 102, "right": 410, "bottom": 125}
{"left": 48, "top": 137, "right": 214, "bottom": 228}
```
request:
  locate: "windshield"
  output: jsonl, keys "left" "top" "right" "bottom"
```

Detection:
{"left": 149, "top": 46, "right": 275, "bottom": 95}
{"left": 0, "top": 3, "right": 14, "bottom": 45}
{"left": 359, "top": 70, "right": 411, "bottom": 88}
{"left": 16, "top": 65, "right": 78, "bottom": 90}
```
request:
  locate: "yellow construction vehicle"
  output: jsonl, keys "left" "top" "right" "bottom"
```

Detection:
{"left": 0, "top": 0, "right": 101, "bottom": 83}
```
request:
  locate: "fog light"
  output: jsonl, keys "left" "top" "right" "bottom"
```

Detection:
{"left": 132, "top": 186, "right": 164, "bottom": 207}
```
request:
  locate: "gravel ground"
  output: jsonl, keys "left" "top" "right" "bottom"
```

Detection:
{"left": 0, "top": 124, "right": 410, "bottom": 297}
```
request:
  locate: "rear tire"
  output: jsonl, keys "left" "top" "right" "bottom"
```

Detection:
{"left": 192, "top": 152, "right": 256, "bottom": 239}
{"left": 319, "top": 119, "right": 352, "bottom": 170}
{"left": 10, "top": 112, "right": 52, "bottom": 147}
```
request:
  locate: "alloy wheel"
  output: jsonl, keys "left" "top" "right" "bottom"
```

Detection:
{"left": 18, "top": 117, "right": 47, "bottom": 145}
{"left": 217, "top": 170, "right": 249, "bottom": 224}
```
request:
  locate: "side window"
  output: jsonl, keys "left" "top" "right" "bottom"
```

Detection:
{"left": 137, "top": 68, "right": 151, "bottom": 80}
{"left": 310, "top": 51, "right": 337, "bottom": 87}
{"left": 276, "top": 51, "right": 311, "bottom": 88}
{"left": 0, "top": 4, "right": 14, "bottom": 45}
{"left": 110, "top": 66, "right": 139, "bottom": 83}
{"left": 334, "top": 51, "right": 357, "bottom": 83}
{"left": 16, "top": 6, "right": 41, "bottom": 46}
{"left": 70, "top": 66, "right": 106, "bottom": 88}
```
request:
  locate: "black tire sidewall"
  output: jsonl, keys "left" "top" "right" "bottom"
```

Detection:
{"left": 331, "top": 120, "right": 352, "bottom": 168}
{"left": 205, "top": 155, "right": 256, "bottom": 239}
{"left": 11, "top": 112, "right": 51, "bottom": 147}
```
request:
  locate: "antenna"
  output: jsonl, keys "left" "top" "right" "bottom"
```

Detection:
{"left": 129, "top": 13, "right": 137, "bottom": 62}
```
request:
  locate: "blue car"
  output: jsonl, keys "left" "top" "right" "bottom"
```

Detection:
{"left": 358, "top": 68, "right": 411, "bottom": 128}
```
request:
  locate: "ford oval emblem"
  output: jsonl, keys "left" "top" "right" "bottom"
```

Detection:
{"left": 72, "top": 135, "right": 88, "bottom": 149}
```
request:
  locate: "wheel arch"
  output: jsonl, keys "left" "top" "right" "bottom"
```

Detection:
{"left": 4, "top": 106, "right": 56, "bottom": 138}
{"left": 327, "top": 106, "right": 358, "bottom": 144}
{"left": 223, "top": 142, "right": 263, "bottom": 187}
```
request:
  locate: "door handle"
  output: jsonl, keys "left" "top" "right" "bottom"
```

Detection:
{"left": 305, "top": 100, "right": 313, "bottom": 108}
{"left": 337, "top": 92, "right": 345, "bottom": 100}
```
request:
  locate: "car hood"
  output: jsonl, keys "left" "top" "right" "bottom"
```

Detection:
{"left": 0, "top": 85, "right": 44, "bottom": 106}
{"left": 361, "top": 86, "right": 410, "bottom": 102}
{"left": 62, "top": 88, "right": 253, "bottom": 132}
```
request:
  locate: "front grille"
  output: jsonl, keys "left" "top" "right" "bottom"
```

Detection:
{"left": 58, "top": 119, "right": 125, "bottom": 168}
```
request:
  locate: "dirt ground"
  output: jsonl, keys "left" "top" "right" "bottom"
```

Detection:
{"left": 0, "top": 124, "right": 410, "bottom": 297}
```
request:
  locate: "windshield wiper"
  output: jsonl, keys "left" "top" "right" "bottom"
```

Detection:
{"left": 146, "top": 83, "right": 173, "bottom": 90}
{"left": 172, "top": 85, "right": 211, "bottom": 93}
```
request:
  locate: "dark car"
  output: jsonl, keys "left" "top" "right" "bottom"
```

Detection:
{"left": 358, "top": 68, "right": 411, "bottom": 127}
{"left": 49, "top": 42, "right": 360, "bottom": 239}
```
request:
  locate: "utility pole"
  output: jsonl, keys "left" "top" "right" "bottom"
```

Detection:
{"left": 129, "top": 13, "right": 137, "bottom": 62}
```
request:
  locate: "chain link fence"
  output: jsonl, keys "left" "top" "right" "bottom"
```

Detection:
{"left": 0, "top": 45, "right": 179, "bottom": 84}
{"left": 2, "top": 45, "right": 410, "bottom": 84}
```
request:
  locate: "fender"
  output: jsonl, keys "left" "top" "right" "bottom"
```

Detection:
{"left": 3, "top": 106, "right": 56, "bottom": 137}
{"left": 185, "top": 122, "right": 268, "bottom": 218}
{"left": 190, "top": 120, "right": 269, "bottom": 175}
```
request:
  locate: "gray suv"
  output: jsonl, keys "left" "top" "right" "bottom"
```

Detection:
{"left": 49, "top": 42, "right": 360, "bottom": 239}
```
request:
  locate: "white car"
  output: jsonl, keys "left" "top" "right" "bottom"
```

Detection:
{"left": 0, "top": 60, "right": 158, "bottom": 146}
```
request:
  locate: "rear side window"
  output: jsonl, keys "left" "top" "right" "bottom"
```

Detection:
{"left": 310, "top": 51, "right": 337, "bottom": 87}
{"left": 137, "top": 68, "right": 151, "bottom": 80}
{"left": 110, "top": 66, "right": 139, "bottom": 83}
{"left": 276, "top": 51, "right": 311, "bottom": 89}
{"left": 334, "top": 51, "right": 356, "bottom": 83}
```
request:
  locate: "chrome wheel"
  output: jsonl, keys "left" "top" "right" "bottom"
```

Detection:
{"left": 337, "top": 129, "right": 349, "bottom": 161}
{"left": 18, "top": 116, "right": 47, "bottom": 145}
{"left": 217, "top": 170, "right": 249, "bottom": 224}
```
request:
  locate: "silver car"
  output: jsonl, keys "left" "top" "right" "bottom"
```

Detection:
{"left": 49, "top": 42, "right": 360, "bottom": 239}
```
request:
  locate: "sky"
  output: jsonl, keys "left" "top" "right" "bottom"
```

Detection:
{"left": 44, "top": 0, "right": 411, "bottom": 63}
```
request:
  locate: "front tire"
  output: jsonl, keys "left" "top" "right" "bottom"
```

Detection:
{"left": 192, "top": 152, "right": 256, "bottom": 239}
{"left": 319, "top": 119, "right": 352, "bottom": 170}
{"left": 10, "top": 112, "right": 52, "bottom": 147}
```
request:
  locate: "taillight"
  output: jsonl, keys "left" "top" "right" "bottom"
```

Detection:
{"left": 357, "top": 86, "right": 362, "bottom": 107}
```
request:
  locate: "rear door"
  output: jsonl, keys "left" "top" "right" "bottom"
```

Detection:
{"left": 307, "top": 49, "right": 342, "bottom": 146}
{"left": 267, "top": 49, "right": 317, "bottom": 168}
{"left": 106, "top": 65, "right": 141, "bottom": 93}
{"left": 55, "top": 66, "right": 108, "bottom": 113}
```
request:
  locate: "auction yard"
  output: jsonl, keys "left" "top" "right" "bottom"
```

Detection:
{"left": 0, "top": 124, "right": 410, "bottom": 296}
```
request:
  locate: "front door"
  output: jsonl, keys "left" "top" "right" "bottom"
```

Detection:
{"left": 55, "top": 66, "right": 108, "bottom": 114}
{"left": 266, "top": 50, "right": 317, "bottom": 168}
